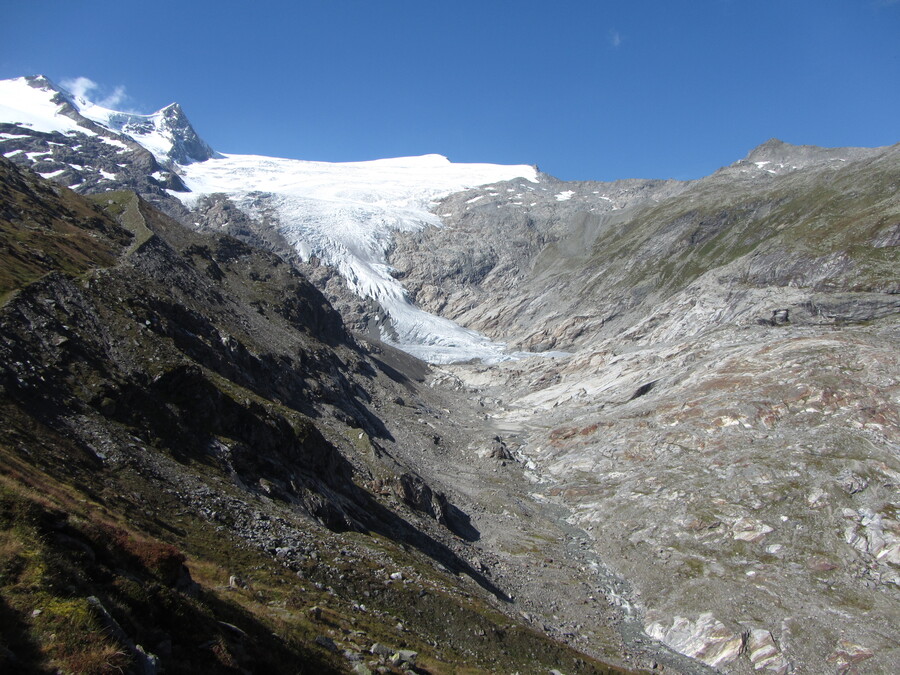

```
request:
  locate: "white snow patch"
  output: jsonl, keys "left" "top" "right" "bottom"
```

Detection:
{"left": 555, "top": 190, "right": 575, "bottom": 201}
{"left": 465, "top": 195, "right": 485, "bottom": 204}
{"left": 0, "top": 132, "right": 30, "bottom": 140}
{"left": 26, "top": 151, "right": 51, "bottom": 160}
{"left": 3, "top": 149, "right": 23, "bottom": 158}
{"left": 99, "top": 136, "right": 130, "bottom": 152}
{"left": 99, "top": 169, "right": 117, "bottom": 180}
{"left": 39, "top": 169, "right": 66, "bottom": 179}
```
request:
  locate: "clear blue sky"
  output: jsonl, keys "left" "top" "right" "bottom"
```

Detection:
{"left": 3, "top": 1, "right": 898, "bottom": 181}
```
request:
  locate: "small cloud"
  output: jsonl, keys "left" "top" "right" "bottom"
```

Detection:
{"left": 61, "top": 76, "right": 97, "bottom": 100}
{"left": 60, "top": 76, "right": 130, "bottom": 109}
{"left": 609, "top": 29, "right": 623, "bottom": 48}
{"left": 98, "top": 85, "right": 127, "bottom": 108}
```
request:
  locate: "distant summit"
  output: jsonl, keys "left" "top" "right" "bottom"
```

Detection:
{"left": 5, "top": 75, "right": 214, "bottom": 165}
{"left": 706, "top": 137, "right": 890, "bottom": 179}
{"left": 77, "top": 98, "right": 216, "bottom": 165}
{"left": 743, "top": 137, "right": 883, "bottom": 174}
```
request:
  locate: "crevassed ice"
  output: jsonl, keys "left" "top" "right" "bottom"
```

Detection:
{"left": 176, "top": 152, "right": 539, "bottom": 364}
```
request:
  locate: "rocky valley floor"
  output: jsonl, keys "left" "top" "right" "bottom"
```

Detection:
{"left": 437, "top": 315, "right": 900, "bottom": 674}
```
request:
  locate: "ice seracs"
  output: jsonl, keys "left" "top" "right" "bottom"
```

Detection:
{"left": 176, "top": 152, "right": 539, "bottom": 363}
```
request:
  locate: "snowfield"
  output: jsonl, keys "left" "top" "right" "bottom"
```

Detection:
{"left": 0, "top": 77, "right": 94, "bottom": 136}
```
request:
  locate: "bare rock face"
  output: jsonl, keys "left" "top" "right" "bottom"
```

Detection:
{"left": 746, "top": 629, "right": 790, "bottom": 675}
{"left": 645, "top": 613, "right": 744, "bottom": 669}
{"left": 426, "top": 142, "right": 900, "bottom": 673}
{"left": 387, "top": 142, "right": 900, "bottom": 354}
{"left": 826, "top": 640, "right": 875, "bottom": 673}
{"left": 0, "top": 117, "right": 185, "bottom": 201}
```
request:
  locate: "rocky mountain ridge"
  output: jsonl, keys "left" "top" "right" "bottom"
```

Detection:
{"left": 0, "top": 76, "right": 194, "bottom": 203}
{"left": 388, "top": 140, "right": 899, "bottom": 352}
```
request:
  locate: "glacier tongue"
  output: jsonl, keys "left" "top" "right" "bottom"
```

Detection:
{"left": 176, "top": 152, "right": 539, "bottom": 364}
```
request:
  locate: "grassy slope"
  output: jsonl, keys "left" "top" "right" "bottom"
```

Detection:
{"left": 574, "top": 151, "right": 900, "bottom": 304}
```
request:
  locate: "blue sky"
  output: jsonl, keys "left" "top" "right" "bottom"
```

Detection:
{"left": 3, "top": 1, "right": 898, "bottom": 181}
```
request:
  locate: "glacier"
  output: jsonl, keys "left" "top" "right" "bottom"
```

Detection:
{"left": 0, "top": 75, "right": 539, "bottom": 363}
{"left": 176, "top": 152, "right": 539, "bottom": 363}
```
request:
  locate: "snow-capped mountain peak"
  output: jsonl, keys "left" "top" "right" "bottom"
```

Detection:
{"left": 76, "top": 98, "right": 215, "bottom": 165}
{"left": 0, "top": 76, "right": 213, "bottom": 166}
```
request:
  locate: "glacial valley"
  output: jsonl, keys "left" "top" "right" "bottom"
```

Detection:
{"left": 0, "top": 74, "right": 897, "bottom": 675}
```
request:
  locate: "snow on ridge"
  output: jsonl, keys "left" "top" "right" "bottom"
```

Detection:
{"left": 0, "top": 76, "right": 200, "bottom": 165}
{"left": 177, "top": 152, "right": 538, "bottom": 363}
{"left": 75, "top": 98, "right": 182, "bottom": 164}
{"left": 0, "top": 77, "right": 92, "bottom": 136}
